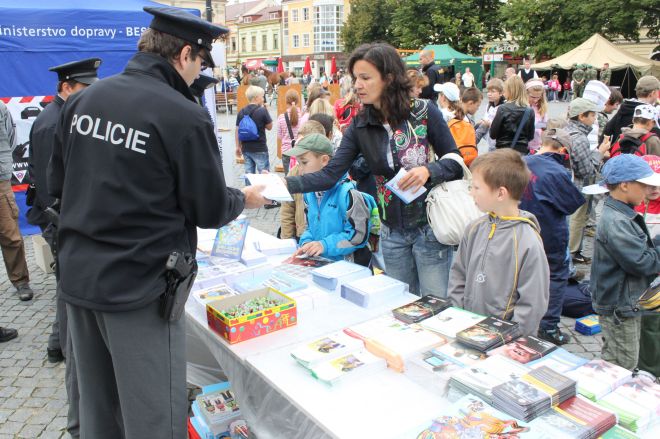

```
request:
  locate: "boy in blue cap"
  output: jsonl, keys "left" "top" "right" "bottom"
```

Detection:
{"left": 590, "top": 153, "right": 660, "bottom": 370}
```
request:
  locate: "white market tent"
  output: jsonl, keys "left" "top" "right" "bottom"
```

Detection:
{"left": 532, "top": 33, "right": 660, "bottom": 77}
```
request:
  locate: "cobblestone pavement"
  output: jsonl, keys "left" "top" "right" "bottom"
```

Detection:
{"left": 0, "top": 99, "right": 601, "bottom": 437}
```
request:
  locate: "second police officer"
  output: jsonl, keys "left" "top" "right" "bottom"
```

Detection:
{"left": 47, "top": 7, "right": 268, "bottom": 438}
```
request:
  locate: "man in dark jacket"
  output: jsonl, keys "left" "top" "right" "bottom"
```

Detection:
{"left": 47, "top": 7, "right": 267, "bottom": 438}
{"left": 604, "top": 75, "right": 659, "bottom": 142}
{"left": 520, "top": 129, "right": 585, "bottom": 344}
{"left": 418, "top": 50, "right": 442, "bottom": 104}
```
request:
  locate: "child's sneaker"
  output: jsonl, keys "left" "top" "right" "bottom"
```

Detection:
{"left": 537, "top": 327, "right": 571, "bottom": 345}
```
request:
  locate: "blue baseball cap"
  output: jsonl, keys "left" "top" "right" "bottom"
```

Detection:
{"left": 600, "top": 154, "right": 660, "bottom": 186}
{"left": 583, "top": 154, "right": 660, "bottom": 195}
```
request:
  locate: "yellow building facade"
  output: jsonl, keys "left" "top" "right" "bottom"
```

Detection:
{"left": 281, "top": 0, "right": 351, "bottom": 78}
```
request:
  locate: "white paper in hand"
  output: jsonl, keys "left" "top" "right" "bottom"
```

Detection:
{"left": 385, "top": 168, "right": 427, "bottom": 204}
{"left": 245, "top": 173, "right": 293, "bottom": 202}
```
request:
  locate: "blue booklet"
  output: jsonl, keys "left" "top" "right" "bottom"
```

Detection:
{"left": 211, "top": 217, "right": 249, "bottom": 260}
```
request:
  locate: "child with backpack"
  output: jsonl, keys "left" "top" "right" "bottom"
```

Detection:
{"left": 461, "top": 87, "right": 483, "bottom": 127}
{"left": 235, "top": 86, "right": 273, "bottom": 181}
{"left": 285, "top": 134, "right": 379, "bottom": 266}
{"left": 435, "top": 83, "right": 478, "bottom": 166}
{"left": 611, "top": 104, "right": 660, "bottom": 157}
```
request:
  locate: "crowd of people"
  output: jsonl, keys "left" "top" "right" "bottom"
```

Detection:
{"left": 233, "top": 42, "right": 660, "bottom": 381}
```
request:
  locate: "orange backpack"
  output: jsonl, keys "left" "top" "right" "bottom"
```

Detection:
{"left": 448, "top": 118, "right": 478, "bottom": 166}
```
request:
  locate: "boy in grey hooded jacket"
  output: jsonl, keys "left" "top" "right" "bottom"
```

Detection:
{"left": 449, "top": 149, "right": 550, "bottom": 336}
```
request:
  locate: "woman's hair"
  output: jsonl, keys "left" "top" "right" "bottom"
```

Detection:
{"left": 527, "top": 85, "right": 547, "bottom": 117}
{"left": 504, "top": 76, "right": 529, "bottom": 107}
{"left": 348, "top": 43, "right": 412, "bottom": 126}
{"left": 406, "top": 69, "right": 429, "bottom": 90}
{"left": 309, "top": 98, "right": 334, "bottom": 118}
{"left": 306, "top": 83, "right": 326, "bottom": 109}
{"left": 285, "top": 89, "right": 301, "bottom": 126}
{"left": 445, "top": 99, "right": 465, "bottom": 121}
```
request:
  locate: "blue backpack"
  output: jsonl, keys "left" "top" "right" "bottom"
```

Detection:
{"left": 238, "top": 106, "right": 260, "bottom": 142}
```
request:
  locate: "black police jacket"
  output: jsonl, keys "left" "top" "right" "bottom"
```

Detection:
{"left": 48, "top": 52, "right": 245, "bottom": 312}
{"left": 27, "top": 95, "right": 63, "bottom": 228}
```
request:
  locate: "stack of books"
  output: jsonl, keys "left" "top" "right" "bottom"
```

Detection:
{"left": 487, "top": 335, "right": 557, "bottom": 364}
{"left": 415, "top": 394, "right": 532, "bottom": 438}
{"left": 456, "top": 316, "right": 520, "bottom": 352}
{"left": 529, "top": 395, "right": 617, "bottom": 439}
{"left": 576, "top": 314, "right": 602, "bottom": 335}
{"left": 340, "top": 274, "right": 408, "bottom": 308}
{"left": 420, "top": 307, "right": 486, "bottom": 338}
{"left": 310, "top": 260, "right": 371, "bottom": 291}
{"left": 391, "top": 294, "right": 451, "bottom": 324}
{"left": 290, "top": 331, "right": 365, "bottom": 371}
{"left": 602, "top": 425, "right": 641, "bottom": 439}
{"left": 190, "top": 382, "right": 242, "bottom": 439}
{"left": 492, "top": 366, "right": 577, "bottom": 421}
{"left": 406, "top": 341, "right": 487, "bottom": 394}
{"left": 309, "top": 349, "right": 387, "bottom": 386}
{"left": 527, "top": 347, "right": 589, "bottom": 373}
{"left": 597, "top": 374, "right": 660, "bottom": 433}
{"left": 449, "top": 355, "right": 529, "bottom": 404}
{"left": 344, "top": 315, "right": 446, "bottom": 372}
{"left": 566, "top": 359, "right": 632, "bottom": 401}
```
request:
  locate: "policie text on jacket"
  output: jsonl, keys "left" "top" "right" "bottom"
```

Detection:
{"left": 69, "top": 114, "right": 149, "bottom": 155}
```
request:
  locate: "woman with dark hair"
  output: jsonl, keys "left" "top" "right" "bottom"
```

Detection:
{"left": 285, "top": 43, "right": 462, "bottom": 297}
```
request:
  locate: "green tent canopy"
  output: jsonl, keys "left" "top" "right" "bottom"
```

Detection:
{"left": 404, "top": 44, "right": 483, "bottom": 88}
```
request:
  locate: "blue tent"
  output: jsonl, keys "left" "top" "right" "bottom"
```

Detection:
{"left": 0, "top": 0, "right": 200, "bottom": 235}
{"left": 0, "top": 0, "right": 199, "bottom": 97}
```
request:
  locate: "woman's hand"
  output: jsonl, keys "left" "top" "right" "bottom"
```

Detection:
{"left": 398, "top": 166, "right": 431, "bottom": 192}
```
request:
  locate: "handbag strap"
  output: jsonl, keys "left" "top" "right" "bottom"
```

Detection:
{"left": 511, "top": 107, "right": 532, "bottom": 149}
{"left": 284, "top": 111, "right": 296, "bottom": 146}
{"left": 439, "top": 152, "right": 472, "bottom": 182}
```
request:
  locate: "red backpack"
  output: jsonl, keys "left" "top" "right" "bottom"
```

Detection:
{"left": 610, "top": 132, "right": 656, "bottom": 158}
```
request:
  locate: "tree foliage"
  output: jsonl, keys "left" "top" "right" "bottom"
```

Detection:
{"left": 340, "top": 0, "right": 396, "bottom": 53}
{"left": 502, "top": 0, "right": 660, "bottom": 57}
{"left": 388, "top": 0, "right": 503, "bottom": 54}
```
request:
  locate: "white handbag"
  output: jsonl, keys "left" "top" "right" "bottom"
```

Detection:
{"left": 426, "top": 153, "right": 482, "bottom": 246}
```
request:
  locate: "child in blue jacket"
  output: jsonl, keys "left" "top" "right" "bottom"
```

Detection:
{"left": 285, "top": 134, "right": 378, "bottom": 265}
{"left": 519, "top": 128, "right": 585, "bottom": 345}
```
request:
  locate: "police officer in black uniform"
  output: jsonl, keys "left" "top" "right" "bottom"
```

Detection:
{"left": 47, "top": 7, "right": 267, "bottom": 438}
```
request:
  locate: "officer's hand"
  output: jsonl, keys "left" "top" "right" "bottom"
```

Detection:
{"left": 241, "top": 185, "right": 268, "bottom": 209}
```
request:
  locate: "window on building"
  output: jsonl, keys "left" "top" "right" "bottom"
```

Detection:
{"left": 292, "top": 34, "right": 300, "bottom": 48}
{"left": 313, "top": 4, "right": 344, "bottom": 53}
{"left": 231, "top": 37, "right": 237, "bottom": 52}
{"left": 251, "top": 35, "right": 257, "bottom": 52}
{"left": 243, "top": 16, "right": 252, "bottom": 23}
{"left": 269, "top": 12, "right": 279, "bottom": 20}
{"left": 273, "top": 33, "right": 279, "bottom": 50}
{"left": 241, "top": 36, "right": 246, "bottom": 52}
{"left": 262, "top": 34, "right": 268, "bottom": 51}
{"left": 291, "top": 9, "right": 299, "bottom": 22}
{"left": 303, "top": 7, "right": 309, "bottom": 21}
{"left": 303, "top": 33, "right": 310, "bottom": 47}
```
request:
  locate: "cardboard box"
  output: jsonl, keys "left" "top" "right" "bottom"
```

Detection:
{"left": 32, "top": 235, "right": 54, "bottom": 274}
{"left": 206, "top": 288, "right": 297, "bottom": 344}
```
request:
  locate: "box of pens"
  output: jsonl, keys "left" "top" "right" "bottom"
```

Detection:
{"left": 206, "top": 287, "right": 297, "bottom": 344}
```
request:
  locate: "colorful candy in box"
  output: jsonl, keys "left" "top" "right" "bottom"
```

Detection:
{"left": 206, "top": 288, "right": 297, "bottom": 344}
